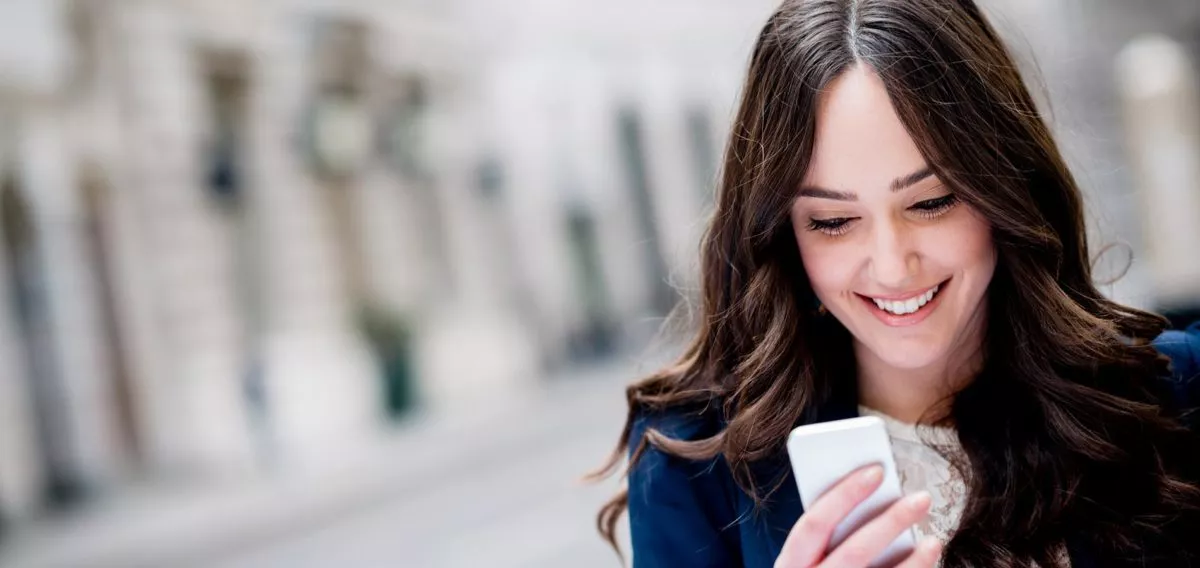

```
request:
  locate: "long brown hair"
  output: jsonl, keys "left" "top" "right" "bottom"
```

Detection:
{"left": 590, "top": 0, "right": 1200, "bottom": 566}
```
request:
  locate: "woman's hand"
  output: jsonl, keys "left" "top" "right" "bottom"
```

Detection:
{"left": 774, "top": 465, "right": 942, "bottom": 568}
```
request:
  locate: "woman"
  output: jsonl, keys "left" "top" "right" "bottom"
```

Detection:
{"left": 590, "top": 0, "right": 1200, "bottom": 566}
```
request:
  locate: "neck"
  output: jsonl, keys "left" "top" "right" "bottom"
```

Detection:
{"left": 854, "top": 320, "right": 986, "bottom": 424}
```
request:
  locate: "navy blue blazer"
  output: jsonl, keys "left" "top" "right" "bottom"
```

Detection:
{"left": 627, "top": 323, "right": 1200, "bottom": 568}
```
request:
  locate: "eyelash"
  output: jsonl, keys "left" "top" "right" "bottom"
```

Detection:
{"left": 805, "top": 194, "right": 959, "bottom": 236}
{"left": 909, "top": 194, "right": 959, "bottom": 218}
{"left": 806, "top": 217, "right": 854, "bottom": 236}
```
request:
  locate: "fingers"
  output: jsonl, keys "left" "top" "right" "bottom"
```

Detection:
{"left": 818, "top": 491, "right": 932, "bottom": 568}
{"left": 894, "top": 538, "right": 943, "bottom": 568}
{"left": 775, "top": 465, "right": 885, "bottom": 568}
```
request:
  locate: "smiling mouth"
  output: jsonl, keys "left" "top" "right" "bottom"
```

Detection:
{"left": 857, "top": 278, "right": 951, "bottom": 318}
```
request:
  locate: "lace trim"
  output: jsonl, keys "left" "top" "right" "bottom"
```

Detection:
{"left": 857, "top": 405, "right": 1070, "bottom": 567}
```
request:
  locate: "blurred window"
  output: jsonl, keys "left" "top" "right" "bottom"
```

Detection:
{"left": 201, "top": 54, "right": 248, "bottom": 205}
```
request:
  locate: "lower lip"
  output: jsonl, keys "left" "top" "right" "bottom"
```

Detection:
{"left": 858, "top": 279, "right": 950, "bottom": 327}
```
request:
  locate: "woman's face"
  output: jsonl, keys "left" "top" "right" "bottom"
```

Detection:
{"left": 791, "top": 64, "right": 997, "bottom": 372}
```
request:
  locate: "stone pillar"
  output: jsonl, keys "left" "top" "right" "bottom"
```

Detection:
{"left": 246, "top": 8, "right": 383, "bottom": 464}
{"left": 0, "top": 301, "right": 41, "bottom": 521}
{"left": 117, "top": 2, "right": 257, "bottom": 476}
{"left": 559, "top": 64, "right": 652, "bottom": 350}
{"left": 636, "top": 60, "right": 706, "bottom": 295}
{"left": 17, "top": 101, "right": 122, "bottom": 495}
{"left": 0, "top": 133, "right": 42, "bottom": 519}
{"left": 486, "top": 61, "right": 579, "bottom": 368}
{"left": 569, "top": 68, "right": 636, "bottom": 334}
{"left": 0, "top": 0, "right": 127, "bottom": 510}
{"left": 414, "top": 82, "right": 541, "bottom": 408}
{"left": 1115, "top": 36, "right": 1200, "bottom": 322}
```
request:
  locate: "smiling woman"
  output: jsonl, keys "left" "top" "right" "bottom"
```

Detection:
{"left": 588, "top": 0, "right": 1200, "bottom": 567}
{"left": 791, "top": 66, "right": 996, "bottom": 420}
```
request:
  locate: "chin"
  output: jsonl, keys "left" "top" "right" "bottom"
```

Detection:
{"left": 864, "top": 339, "right": 950, "bottom": 370}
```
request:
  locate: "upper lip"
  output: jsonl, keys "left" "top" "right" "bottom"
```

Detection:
{"left": 858, "top": 280, "right": 946, "bottom": 301}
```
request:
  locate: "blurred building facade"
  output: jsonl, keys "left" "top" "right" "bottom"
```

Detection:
{"left": 0, "top": 0, "right": 510, "bottom": 523}
{"left": 0, "top": 0, "right": 777, "bottom": 528}
{"left": 994, "top": 0, "right": 1200, "bottom": 321}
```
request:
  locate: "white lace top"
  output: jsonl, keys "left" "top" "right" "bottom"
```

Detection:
{"left": 859, "top": 406, "right": 1071, "bottom": 567}
{"left": 857, "top": 406, "right": 966, "bottom": 545}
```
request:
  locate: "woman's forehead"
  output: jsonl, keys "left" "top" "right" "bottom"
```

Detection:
{"left": 802, "top": 65, "right": 932, "bottom": 197}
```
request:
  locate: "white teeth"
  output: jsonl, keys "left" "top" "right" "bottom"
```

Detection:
{"left": 872, "top": 284, "right": 941, "bottom": 316}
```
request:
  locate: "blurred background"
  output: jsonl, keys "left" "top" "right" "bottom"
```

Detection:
{"left": 0, "top": 0, "right": 1197, "bottom": 567}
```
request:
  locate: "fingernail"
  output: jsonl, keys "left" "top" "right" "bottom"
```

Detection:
{"left": 859, "top": 465, "right": 884, "bottom": 485}
{"left": 904, "top": 491, "right": 932, "bottom": 512}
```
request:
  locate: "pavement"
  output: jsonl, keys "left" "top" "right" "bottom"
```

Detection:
{"left": 0, "top": 356, "right": 651, "bottom": 568}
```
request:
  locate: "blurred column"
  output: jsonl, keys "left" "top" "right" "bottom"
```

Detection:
{"left": 1115, "top": 35, "right": 1200, "bottom": 326}
{"left": 116, "top": 2, "right": 257, "bottom": 475}
{"left": 412, "top": 82, "right": 542, "bottom": 407}
{"left": 486, "top": 61, "right": 579, "bottom": 369}
{"left": 0, "top": 142, "right": 43, "bottom": 522}
{"left": 358, "top": 77, "right": 446, "bottom": 317}
{"left": 0, "top": 0, "right": 70, "bottom": 520}
{"left": 0, "top": 0, "right": 124, "bottom": 504}
{"left": 636, "top": 60, "right": 707, "bottom": 302}
{"left": 64, "top": 0, "right": 169, "bottom": 480}
{"left": 0, "top": 285, "right": 41, "bottom": 521}
{"left": 246, "top": 11, "right": 382, "bottom": 464}
{"left": 568, "top": 67, "right": 648, "bottom": 353}
{"left": 15, "top": 101, "right": 122, "bottom": 498}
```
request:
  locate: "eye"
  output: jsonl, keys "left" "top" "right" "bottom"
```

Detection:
{"left": 806, "top": 217, "right": 857, "bottom": 237}
{"left": 909, "top": 194, "right": 958, "bottom": 218}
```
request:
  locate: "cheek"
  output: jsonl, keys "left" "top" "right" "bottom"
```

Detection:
{"left": 795, "top": 232, "right": 855, "bottom": 303}
{"left": 926, "top": 209, "right": 996, "bottom": 282}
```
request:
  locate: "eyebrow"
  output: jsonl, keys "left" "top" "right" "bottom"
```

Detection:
{"left": 798, "top": 166, "right": 934, "bottom": 201}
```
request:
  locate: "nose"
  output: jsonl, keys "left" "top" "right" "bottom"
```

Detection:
{"left": 867, "top": 218, "right": 919, "bottom": 289}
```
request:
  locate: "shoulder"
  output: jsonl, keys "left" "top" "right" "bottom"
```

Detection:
{"left": 629, "top": 400, "right": 726, "bottom": 448}
{"left": 626, "top": 401, "right": 744, "bottom": 566}
{"left": 627, "top": 400, "right": 730, "bottom": 494}
{"left": 1153, "top": 322, "right": 1200, "bottom": 421}
{"left": 1154, "top": 322, "right": 1200, "bottom": 382}
{"left": 626, "top": 401, "right": 739, "bottom": 511}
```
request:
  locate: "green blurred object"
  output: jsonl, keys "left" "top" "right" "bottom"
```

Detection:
{"left": 357, "top": 306, "right": 417, "bottom": 418}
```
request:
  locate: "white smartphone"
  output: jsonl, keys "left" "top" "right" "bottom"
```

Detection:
{"left": 786, "top": 416, "right": 916, "bottom": 568}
